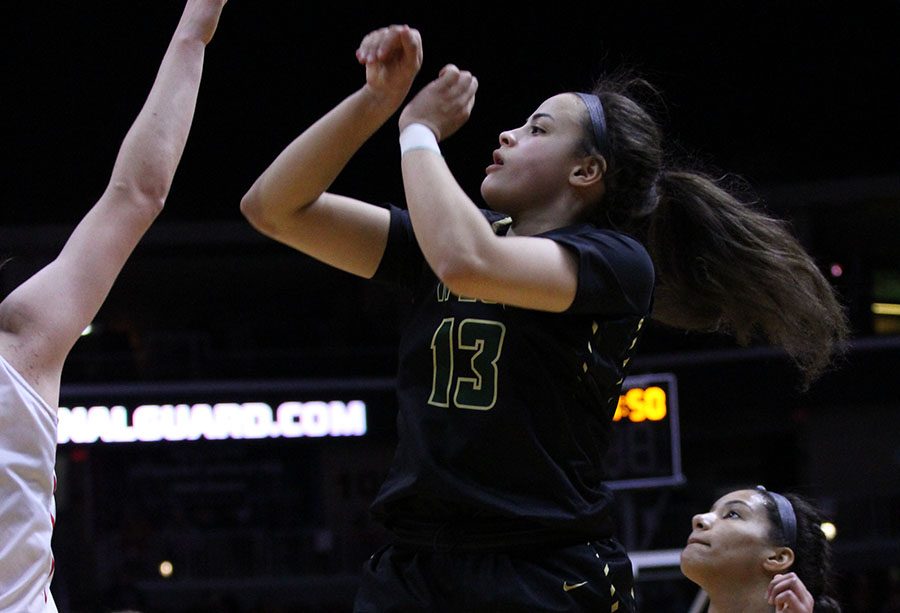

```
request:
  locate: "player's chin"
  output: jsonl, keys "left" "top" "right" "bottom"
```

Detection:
{"left": 479, "top": 180, "right": 513, "bottom": 215}
{"left": 679, "top": 548, "right": 712, "bottom": 585}
{"left": 479, "top": 176, "right": 496, "bottom": 202}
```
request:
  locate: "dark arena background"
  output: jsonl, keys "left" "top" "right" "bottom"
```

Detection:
{"left": 2, "top": 1, "right": 899, "bottom": 611}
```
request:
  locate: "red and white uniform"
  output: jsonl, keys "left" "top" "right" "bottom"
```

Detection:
{"left": 0, "top": 355, "right": 58, "bottom": 613}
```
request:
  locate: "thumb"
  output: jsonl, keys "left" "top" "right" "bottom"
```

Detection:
{"left": 439, "top": 63, "right": 460, "bottom": 79}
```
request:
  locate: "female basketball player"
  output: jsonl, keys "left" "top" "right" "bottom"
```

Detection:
{"left": 0, "top": 2, "right": 226, "bottom": 610}
{"left": 682, "top": 487, "right": 841, "bottom": 612}
{"left": 242, "top": 24, "right": 848, "bottom": 612}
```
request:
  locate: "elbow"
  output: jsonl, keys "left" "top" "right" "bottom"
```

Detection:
{"left": 432, "top": 252, "right": 485, "bottom": 299}
{"left": 240, "top": 185, "right": 276, "bottom": 236}
{"left": 140, "top": 193, "right": 167, "bottom": 218}
{"left": 108, "top": 180, "right": 167, "bottom": 218}
{"left": 240, "top": 180, "right": 313, "bottom": 239}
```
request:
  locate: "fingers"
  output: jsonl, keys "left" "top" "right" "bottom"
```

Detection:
{"left": 356, "top": 24, "right": 421, "bottom": 64}
{"left": 397, "top": 62, "right": 477, "bottom": 140}
{"left": 399, "top": 27, "right": 423, "bottom": 66}
{"left": 772, "top": 590, "right": 805, "bottom": 612}
{"left": 767, "top": 573, "right": 814, "bottom": 613}
{"left": 437, "top": 64, "right": 479, "bottom": 106}
{"left": 767, "top": 572, "right": 793, "bottom": 600}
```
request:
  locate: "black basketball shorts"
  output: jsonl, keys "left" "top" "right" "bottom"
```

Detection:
{"left": 353, "top": 537, "right": 636, "bottom": 612}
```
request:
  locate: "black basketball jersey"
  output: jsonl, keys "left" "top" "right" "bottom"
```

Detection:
{"left": 370, "top": 205, "right": 655, "bottom": 536}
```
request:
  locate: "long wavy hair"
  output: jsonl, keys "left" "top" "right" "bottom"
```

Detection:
{"left": 577, "top": 71, "right": 849, "bottom": 388}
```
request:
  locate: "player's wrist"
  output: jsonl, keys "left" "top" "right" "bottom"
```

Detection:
{"left": 399, "top": 123, "right": 441, "bottom": 156}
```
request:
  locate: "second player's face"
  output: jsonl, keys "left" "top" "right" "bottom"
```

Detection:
{"left": 679, "top": 489, "right": 779, "bottom": 585}
{"left": 480, "top": 93, "right": 586, "bottom": 217}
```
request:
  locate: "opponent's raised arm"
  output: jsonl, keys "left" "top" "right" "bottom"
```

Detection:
{"left": 241, "top": 25, "right": 422, "bottom": 278}
{"left": 0, "top": 0, "right": 226, "bottom": 402}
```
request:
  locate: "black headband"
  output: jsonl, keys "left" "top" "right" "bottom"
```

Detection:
{"left": 757, "top": 485, "right": 798, "bottom": 549}
{"left": 574, "top": 92, "right": 610, "bottom": 159}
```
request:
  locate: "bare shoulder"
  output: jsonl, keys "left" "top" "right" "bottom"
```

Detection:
{"left": 0, "top": 296, "right": 26, "bottom": 357}
{"left": 0, "top": 330, "right": 31, "bottom": 389}
{"left": 0, "top": 297, "right": 59, "bottom": 402}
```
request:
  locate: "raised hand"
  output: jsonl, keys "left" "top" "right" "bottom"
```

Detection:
{"left": 767, "top": 572, "right": 814, "bottom": 612}
{"left": 399, "top": 63, "right": 478, "bottom": 142}
{"left": 356, "top": 25, "right": 423, "bottom": 107}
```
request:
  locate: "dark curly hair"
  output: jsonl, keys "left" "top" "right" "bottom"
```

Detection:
{"left": 758, "top": 490, "right": 842, "bottom": 612}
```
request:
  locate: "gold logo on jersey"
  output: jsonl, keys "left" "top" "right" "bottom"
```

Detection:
{"left": 562, "top": 581, "right": 589, "bottom": 592}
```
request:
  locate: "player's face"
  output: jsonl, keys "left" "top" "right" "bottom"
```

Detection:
{"left": 480, "top": 93, "right": 587, "bottom": 217}
{"left": 679, "top": 489, "right": 778, "bottom": 586}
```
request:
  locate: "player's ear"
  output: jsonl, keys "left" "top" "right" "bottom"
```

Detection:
{"left": 570, "top": 155, "right": 606, "bottom": 187}
{"left": 762, "top": 547, "right": 795, "bottom": 573}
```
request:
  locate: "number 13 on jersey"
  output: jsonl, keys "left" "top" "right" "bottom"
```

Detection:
{"left": 428, "top": 318, "right": 507, "bottom": 411}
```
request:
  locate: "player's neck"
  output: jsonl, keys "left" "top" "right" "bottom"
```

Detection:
{"left": 706, "top": 579, "right": 773, "bottom": 613}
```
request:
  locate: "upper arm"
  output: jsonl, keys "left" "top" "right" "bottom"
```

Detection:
{"left": 441, "top": 230, "right": 654, "bottom": 315}
{"left": 242, "top": 191, "right": 391, "bottom": 279}
{"left": 442, "top": 235, "right": 580, "bottom": 312}
{"left": 0, "top": 189, "right": 161, "bottom": 393}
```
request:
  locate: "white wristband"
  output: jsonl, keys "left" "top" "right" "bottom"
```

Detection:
{"left": 399, "top": 123, "right": 441, "bottom": 156}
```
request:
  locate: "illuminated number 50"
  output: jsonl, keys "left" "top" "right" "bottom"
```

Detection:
{"left": 428, "top": 318, "right": 507, "bottom": 410}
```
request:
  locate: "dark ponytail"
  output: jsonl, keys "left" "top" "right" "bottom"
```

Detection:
{"left": 583, "top": 73, "right": 849, "bottom": 388}
{"left": 648, "top": 170, "right": 848, "bottom": 387}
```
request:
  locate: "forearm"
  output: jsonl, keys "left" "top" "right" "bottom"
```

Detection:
{"left": 107, "top": 34, "right": 209, "bottom": 208}
{"left": 0, "top": 0, "right": 225, "bottom": 392}
{"left": 29, "top": 34, "right": 211, "bottom": 366}
{"left": 243, "top": 86, "right": 401, "bottom": 221}
{"left": 402, "top": 150, "right": 495, "bottom": 285}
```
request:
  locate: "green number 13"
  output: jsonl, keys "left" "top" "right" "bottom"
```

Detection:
{"left": 428, "top": 318, "right": 507, "bottom": 410}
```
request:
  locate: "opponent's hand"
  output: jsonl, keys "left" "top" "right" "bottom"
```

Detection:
{"left": 176, "top": 0, "right": 227, "bottom": 45}
{"left": 399, "top": 63, "right": 478, "bottom": 141}
{"left": 357, "top": 25, "right": 423, "bottom": 106}
{"left": 767, "top": 573, "right": 814, "bottom": 612}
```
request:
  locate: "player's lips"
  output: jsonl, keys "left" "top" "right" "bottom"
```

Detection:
{"left": 485, "top": 150, "right": 504, "bottom": 174}
{"left": 686, "top": 535, "right": 710, "bottom": 547}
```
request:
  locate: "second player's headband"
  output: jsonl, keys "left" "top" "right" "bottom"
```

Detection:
{"left": 756, "top": 485, "right": 798, "bottom": 549}
{"left": 574, "top": 92, "right": 610, "bottom": 159}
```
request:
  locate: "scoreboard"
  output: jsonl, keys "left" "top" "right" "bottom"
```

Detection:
{"left": 605, "top": 372, "right": 683, "bottom": 490}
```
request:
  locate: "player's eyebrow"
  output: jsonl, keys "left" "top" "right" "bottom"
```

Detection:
{"left": 714, "top": 499, "right": 753, "bottom": 512}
